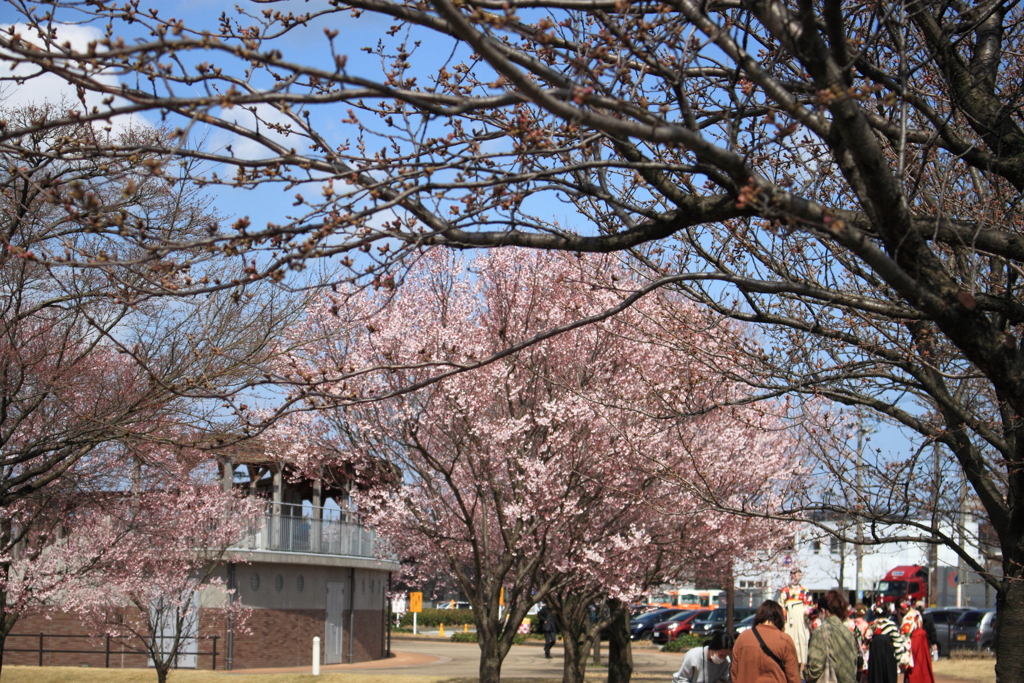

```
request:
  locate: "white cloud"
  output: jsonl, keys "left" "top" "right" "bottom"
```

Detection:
{"left": 208, "top": 102, "right": 305, "bottom": 161}
{"left": 0, "top": 24, "right": 115, "bottom": 108}
{"left": 0, "top": 22, "right": 149, "bottom": 135}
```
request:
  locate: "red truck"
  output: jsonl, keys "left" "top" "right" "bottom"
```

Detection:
{"left": 875, "top": 565, "right": 929, "bottom": 605}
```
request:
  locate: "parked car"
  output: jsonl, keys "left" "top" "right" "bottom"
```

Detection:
{"left": 438, "top": 600, "right": 472, "bottom": 610}
{"left": 692, "top": 607, "right": 758, "bottom": 637}
{"left": 629, "top": 608, "right": 688, "bottom": 640}
{"left": 950, "top": 609, "right": 996, "bottom": 652}
{"left": 923, "top": 607, "right": 968, "bottom": 657}
{"left": 733, "top": 613, "right": 757, "bottom": 636}
{"left": 652, "top": 609, "right": 712, "bottom": 644}
{"left": 630, "top": 602, "right": 654, "bottom": 617}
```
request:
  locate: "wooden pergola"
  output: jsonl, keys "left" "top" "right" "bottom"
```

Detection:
{"left": 209, "top": 439, "right": 358, "bottom": 518}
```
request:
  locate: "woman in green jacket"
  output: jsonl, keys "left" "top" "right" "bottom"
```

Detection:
{"left": 805, "top": 591, "right": 859, "bottom": 683}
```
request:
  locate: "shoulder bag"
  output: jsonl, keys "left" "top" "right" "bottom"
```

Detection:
{"left": 752, "top": 626, "right": 787, "bottom": 673}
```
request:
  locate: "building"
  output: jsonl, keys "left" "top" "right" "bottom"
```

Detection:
{"left": 735, "top": 516, "right": 999, "bottom": 610}
{"left": 6, "top": 448, "right": 399, "bottom": 671}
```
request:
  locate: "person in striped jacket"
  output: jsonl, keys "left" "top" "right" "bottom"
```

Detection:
{"left": 865, "top": 605, "right": 909, "bottom": 683}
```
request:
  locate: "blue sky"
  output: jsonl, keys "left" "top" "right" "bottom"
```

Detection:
{"left": 0, "top": 1, "right": 952, "bottom": 492}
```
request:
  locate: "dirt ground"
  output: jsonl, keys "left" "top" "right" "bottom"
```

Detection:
{"left": 0, "top": 656, "right": 997, "bottom": 683}
{"left": 933, "top": 657, "right": 997, "bottom": 683}
{"left": 0, "top": 669, "right": 602, "bottom": 683}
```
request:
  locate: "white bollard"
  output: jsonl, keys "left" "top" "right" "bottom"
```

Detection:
{"left": 312, "top": 636, "right": 320, "bottom": 676}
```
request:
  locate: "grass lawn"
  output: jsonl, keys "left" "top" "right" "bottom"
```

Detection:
{"left": 934, "top": 656, "right": 996, "bottom": 683}
{"left": 1, "top": 669, "right": 446, "bottom": 683}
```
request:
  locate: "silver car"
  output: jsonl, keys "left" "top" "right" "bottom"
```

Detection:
{"left": 923, "top": 607, "right": 968, "bottom": 656}
{"left": 950, "top": 609, "right": 996, "bottom": 651}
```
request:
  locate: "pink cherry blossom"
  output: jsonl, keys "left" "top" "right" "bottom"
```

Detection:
{"left": 270, "top": 248, "right": 804, "bottom": 683}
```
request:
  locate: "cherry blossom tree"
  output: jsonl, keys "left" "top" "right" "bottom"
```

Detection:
{"left": 0, "top": 103, "right": 297, "bottom": 673}
{"left": 538, "top": 419, "right": 796, "bottom": 683}
{"left": 273, "top": 249, "right": 801, "bottom": 683}
{"left": 13, "top": 1, "right": 1024, "bottom": 677}
{"left": 53, "top": 453, "right": 261, "bottom": 683}
{"left": 530, "top": 385, "right": 799, "bottom": 683}
{"left": 0, "top": 313, "right": 165, "bottom": 671}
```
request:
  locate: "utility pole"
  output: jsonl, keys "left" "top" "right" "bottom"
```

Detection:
{"left": 855, "top": 416, "right": 865, "bottom": 604}
{"left": 956, "top": 472, "right": 967, "bottom": 607}
{"left": 928, "top": 444, "right": 940, "bottom": 606}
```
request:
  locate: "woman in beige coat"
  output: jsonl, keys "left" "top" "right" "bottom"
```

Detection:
{"left": 731, "top": 601, "right": 801, "bottom": 683}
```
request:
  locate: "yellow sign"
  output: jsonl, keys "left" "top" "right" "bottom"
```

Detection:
{"left": 410, "top": 592, "right": 423, "bottom": 613}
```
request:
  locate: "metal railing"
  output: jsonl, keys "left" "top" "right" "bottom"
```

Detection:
{"left": 4, "top": 632, "right": 219, "bottom": 669}
{"left": 232, "top": 502, "right": 382, "bottom": 559}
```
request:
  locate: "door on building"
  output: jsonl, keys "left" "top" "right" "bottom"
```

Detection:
{"left": 149, "top": 589, "right": 199, "bottom": 669}
{"left": 325, "top": 581, "right": 346, "bottom": 664}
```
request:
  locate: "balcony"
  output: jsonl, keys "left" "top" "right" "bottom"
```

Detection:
{"left": 233, "top": 502, "right": 383, "bottom": 560}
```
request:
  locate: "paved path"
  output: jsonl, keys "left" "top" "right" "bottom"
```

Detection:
{"left": 232, "top": 638, "right": 686, "bottom": 677}
{"left": 231, "top": 640, "right": 984, "bottom": 683}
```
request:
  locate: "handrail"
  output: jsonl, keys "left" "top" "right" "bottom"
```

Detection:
{"left": 231, "top": 503, "right": 383, "bottom": 558}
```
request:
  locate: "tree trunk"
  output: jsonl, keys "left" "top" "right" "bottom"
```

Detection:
{"left": 995, "top": 546, "right": 1024, "bottom": 683}
{"left": 726, "top": 573, "right": 735, "bottom": 636}
{"left": 549, "top": 592, "right": 598, "bottom": 683}
{"left": 561, "top": 630, "right": 591, "bottom": 683}
{"left": 478, "top": 635, "right": 503, "bottom": 683}
{"left": 0, "top": 582, "right": 19, "bottom": 679}
{"left": 0, "top": 553, "right": 10, "bottom": 677}
{"left": 476, "top": 619, "right": 504, "bottom": 683}
{"left": 0, "top": 590, "right": 7, "bottom": 678}
{"left": 155, "top": 663, "right": 170, "bottom": 683}
{"left": 606, "top": 598, "right": 633, "bottom": 683}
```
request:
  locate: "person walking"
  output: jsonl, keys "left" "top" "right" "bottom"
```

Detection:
{"left": 851, "top": 605, "right": 870, "bottom": 683}
{"left": 538, "top": 603, "right": 558, "bottom": 659}
{"left": 906, "top": 603, "right": 935, "bottom": 683}
{"left": 920, "top": 604, "right": 939, "bottom": 663}
{"left": 895, "top": 601, "right": 917, "bottom": 671}
{"left": 673, "top": 632, "right": 735, "bottom": 683}
{"left": 805, "top": 590, "right": 859, "bottom": 683}
{"left": 732, "top": 600, "right": 801, "bottom": 683}
{"left": 865, "top": 606, "right": 907, "bottom": 683}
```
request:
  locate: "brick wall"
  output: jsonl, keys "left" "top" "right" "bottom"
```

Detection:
{"left": 6, "top": 612, "right": 150, "bottom": 668}
{"left": 219, "top": 608, "right": 324, "bottom": 669}
{"left": 5, "top": 606, "right": 386, "bottom": 670}
{"left": 205, "top": 608, "right": 385, "bottom": 668}
{"left": 350, "top": 609, "right": 386, "bottom": 662}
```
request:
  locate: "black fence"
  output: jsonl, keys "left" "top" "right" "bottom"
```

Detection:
{"left": 5, "top": 633, "right": 219, "bottom": 669}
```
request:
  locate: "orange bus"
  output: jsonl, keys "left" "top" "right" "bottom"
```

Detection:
{"left": 647, "top": 589, "right": 708, "bottom": 610}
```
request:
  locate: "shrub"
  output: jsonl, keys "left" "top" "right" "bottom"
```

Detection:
{"left": 661, "top": 635, "right": 706, "bottom": 653}
{"left": 399, "top": 608, "right": 474, "bottom": 628}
